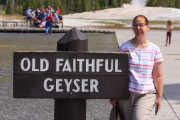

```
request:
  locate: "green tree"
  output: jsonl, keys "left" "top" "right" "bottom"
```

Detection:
{"left": 84, "top": 0, "right": 92, "bottom": 11}
{"left": 123, "top": 0, "right": 131, "bottom": 3}
{"left": 6, "top": 0, "right": 12, "bottom": 14}
{"left": 118, "top": 0, "right": 124, "bottom": 7}
{"left": 73, "top": 0, "right": 84, "bottom": 12}
{"left": 0, "top": 0, "right": 6, "bottom": 4}
{"left": 94, "top": 0, "right": 100, "bottom": 10}
{"left": 157, "top": 0, "right": 168, "bottom": 7}
{"left": 2, "top": 0, "right": 180, "bottom": 15}
{"left": 147, "top": 0, "right": 159, "bottom": 6}
{"left": 104, "top": 0, "right": 109, "bottom": 8}
{"left": 112, "top": 0, "right": 119, "bottom": 7}
{"left": 99, "top": 0, "right": 105, "bottom": 9}
{"left": 175, "top": 0, "right": 180, "bottom": 8}
{"left": 169, "top": 0, "right": 176, "bottom": 7}
{"left": 67, "top": 0, "right": 75, "bottom": 12}
{"left": 59, "top": 0, "right": 68, "bottom": 13}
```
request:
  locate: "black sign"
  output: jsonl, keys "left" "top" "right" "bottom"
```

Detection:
{"left": 13, "top": 52, "right": 129, "bottom": 99}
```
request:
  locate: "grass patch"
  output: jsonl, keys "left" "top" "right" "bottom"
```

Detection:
{"left": 0, "top": 14, "right": 25, "bottom": 20}
{"left": 93, "top": 20, "right": 119, "bottom": 25}
{"left": 149, "top": 20, "right": 167, "bottom": 25}
{"left": 91, "top": 18, "right": 180, "bottom": 26}
{"left": 173, "top": 20, "right": 180, "bottom": 24}
{"left": 149, "top": 20, "right": 180, "bottom": 25}
{"left": 0, "top": 77, "right": 10, "bottom": 82}
{"left": 173, "top": 27, "right": 180, "bottom": 30}
{"left": 95, "top": 24, "right": 130, "bottom": 29}
{"left": 150, "top": 27, "right": 180, "bottom": 31}
{"left": 91, "top": 19, "right": 180, "bottom": 30}
{"left": 95, "top": 24, "right": 180, "bottom": 31}
{"left": 115, "top": 19, "right": 132, "bottom": 23}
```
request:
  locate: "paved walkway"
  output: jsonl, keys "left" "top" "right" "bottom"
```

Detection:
{"left": 115, "top": 29, "right": 180, "bottom": 120}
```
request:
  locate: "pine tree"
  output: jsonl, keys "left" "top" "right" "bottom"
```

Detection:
{"left": 169, "top": 0, "right": 176, "bottom": 7}
{"left": 2, "top": 0, "right": 180, "bottom": 15}
{"left": 112, "top": 0, "right": 119, "bottom": 7}
{"left": 147, "top": 0, "right": 158, "bottom": 7}
{"left": 104, "top": 0, "right": 109, "bottom": 8}
{"left": 0, "top": 0, "right": 6, "bottom": 4}
{"left": 84, "top": 0, "right": 92, "bottom": 11}
{"left": 123, "top": 0, "right": 131, "bottom": 3}
{"left": 118, "top": 0, "right": 124, "bottom": 7}
{"left": 6, "top": 0, "right": 12, "bottom": 14}
{"left": 175, "top": 0, "right": 180, "bottom": 8}
{"left": 99, "top": 0, "right": 105, "bottom": 9}
{"left": 73, "top": 0, "right": 83, "bottom": 12}
{"left": 94, "top": 0, "right": 100, "bottom": 10}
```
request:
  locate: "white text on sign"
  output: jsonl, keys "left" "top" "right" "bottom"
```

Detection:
{"left": 20, "top": 57, "right": 122, "bottom": 73}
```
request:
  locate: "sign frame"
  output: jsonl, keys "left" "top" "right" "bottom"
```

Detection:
{"left": 13, "top": 51, "right": 129, "bottom": 99}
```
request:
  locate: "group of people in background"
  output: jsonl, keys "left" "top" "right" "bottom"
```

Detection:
{"left": 25, "top": 6, "right": 174, "bottom": 42}
{"left": 25, "top": 5, "right": 63, "bottom": 34}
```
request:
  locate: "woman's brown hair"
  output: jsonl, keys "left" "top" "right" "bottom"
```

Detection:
{"left": 132, "top": 15, "right": 149, "bottom": 25}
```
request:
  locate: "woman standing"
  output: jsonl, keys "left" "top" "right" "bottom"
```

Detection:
{"left": 110, "top": 15, "right": 163, "bottom": 120}
{"left": 166, "top": 20, "right": 173, "bottom": 47}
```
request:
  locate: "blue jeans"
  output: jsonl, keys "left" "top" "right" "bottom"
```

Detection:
{"left": 46, "top": 22, "right": 53, "bottom": 34}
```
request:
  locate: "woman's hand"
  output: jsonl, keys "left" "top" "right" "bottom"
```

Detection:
{"left": 154, "top": 96, "right": 162, "bottom": 115}
{"left": 109, "top": 99, "right": 117, "bottom": 107}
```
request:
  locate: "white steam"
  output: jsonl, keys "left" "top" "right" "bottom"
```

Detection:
{"left": 131, "top": 0, "right": 148, "bottom": 7}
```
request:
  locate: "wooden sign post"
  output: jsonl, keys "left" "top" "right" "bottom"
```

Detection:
{"left": 13, "top": 51, "right": 129, "bottom": 120}
{"left": 55, "top": 27, "right": 88, "bottom": 120}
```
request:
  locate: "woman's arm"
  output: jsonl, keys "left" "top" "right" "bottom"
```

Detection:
{"left": 152, "top": 62, "right": 163, "bottom": 112}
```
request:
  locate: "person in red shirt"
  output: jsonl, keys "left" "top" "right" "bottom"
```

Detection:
{"left": 56, "top": 8, "right": 63, "bottom": 28}
{"left": 56, "top": 8, "right": 62, "bottom": 15}
{"left": 45, "top": 12, "right": 54, "bottom": 34}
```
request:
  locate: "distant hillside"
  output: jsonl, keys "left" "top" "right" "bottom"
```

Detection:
{"left": 147, "top": 0, "right": 180, "bottom": 8}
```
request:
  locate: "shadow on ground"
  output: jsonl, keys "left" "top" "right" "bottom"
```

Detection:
{"left": 164, "top": 84, "right": 180, "bottom": 103}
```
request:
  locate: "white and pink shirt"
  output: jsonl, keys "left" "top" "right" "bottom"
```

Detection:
{"left": 119, "top": 40, "right": 163, "bottom": 94}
